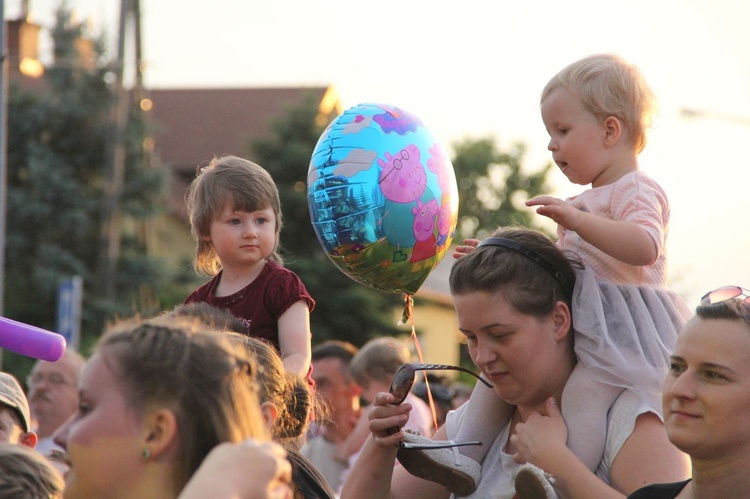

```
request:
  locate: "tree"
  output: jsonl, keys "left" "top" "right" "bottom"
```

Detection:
{"left": 4, "top": 5, "right": 168, "bottom": 368}
{"left": 451, "top": 137, "right": 554, "bottom": 240}
{"left": 250, "top": 97, "right": 403, "bottom": 347}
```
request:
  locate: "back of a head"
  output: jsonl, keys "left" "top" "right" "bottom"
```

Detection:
{"left": 165, "top": 302, "right": 249, "bottom": 335}
{"left": 95, "top": 316, "right": 266, "bottom": 492}
{"left": 0, "top": 443, "right": 64, "bottom": 498}
{"left": 349, "top": 336, "right": 412, "bottom": 386}
{"left": 164, "top": 306, "right": 314, "bottom": 445}
{"left": 228, "top": 334, "right": 313, "bottom": 444}
{"left": 311, "top": 340, "right": 358, "bottom": 366}
{"left": 541, "top": 53, "right": 656, "bottom": 154}
{"left": 186, "top": 155, "right": 284, "bottom": 275}
{"left": 31, "top": 348, "right": 85, "bottom": 377}
{"left": 449, "top": 227, "right": 579, "bottom": 318}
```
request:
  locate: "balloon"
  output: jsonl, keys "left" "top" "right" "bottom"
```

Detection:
{"left": 0, "top": 316, "right": 67, "bottom": 361}
{"left": 307, "top": 103, "right": 459, "bottom": 296}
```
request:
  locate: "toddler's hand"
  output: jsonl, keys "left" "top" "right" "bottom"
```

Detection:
{"left": 526, "top": 196, "right": 581, "bottom": 231}
{"left": 510, "top": 398, "right": 569, "bottom": 470}
{"left": 453, "top": 238, "right": 480, "bottom": 259}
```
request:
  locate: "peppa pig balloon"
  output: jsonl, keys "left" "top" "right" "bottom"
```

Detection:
{"left": 307, "top": 103, "right": 459, "bottom": 296}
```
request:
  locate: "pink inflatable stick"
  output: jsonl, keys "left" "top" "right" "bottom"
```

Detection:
{"left": 0, "top": 316, "right": 67, "bottom": 362}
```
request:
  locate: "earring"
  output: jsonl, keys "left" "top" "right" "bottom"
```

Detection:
{"left": 141, "top": 448, "right": 152, "bottom": 460}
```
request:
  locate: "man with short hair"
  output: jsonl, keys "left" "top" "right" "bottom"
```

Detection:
{"left": 26, "top": 349, "right": 85, "bottom": 454}
{"left": 301, "top": 340, "right": 362, "bottom": 493}
{"left": 0, "top": 372, "right": 37, "bottom": 447}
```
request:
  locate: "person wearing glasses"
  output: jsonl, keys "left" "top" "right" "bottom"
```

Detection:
{"left": 341, "top": 227, "right": 690, "bottom": 499}
{"left": 628, "top": 289, "right": 750, "bottom": 498}
{"left": 26, "top": 349, "right": 85, "bottom": 456}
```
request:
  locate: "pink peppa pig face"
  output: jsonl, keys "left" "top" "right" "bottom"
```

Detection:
{"left": 437, "top": 203, "right": 452, "bottom": 236}
{"left": 377, "top": 144, "right": 426, "bottom": 203}
{"left": 412, "top": 199, "right": 439, "bottom": 242}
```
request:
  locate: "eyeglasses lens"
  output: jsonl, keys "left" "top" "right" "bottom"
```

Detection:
{"left": 389, "top": 365, "right": 415, "bottom": 405}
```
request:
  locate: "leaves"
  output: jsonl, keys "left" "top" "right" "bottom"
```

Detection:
{"left": 452, "top": 137, "right": 554, "bottom": 240}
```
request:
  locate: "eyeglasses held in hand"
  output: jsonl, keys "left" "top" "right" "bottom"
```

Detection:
{"left": 389, "top": 363, "right": 493, "bottom": 405}
{"left": 388, "top": 363, "right": 493, "bottom": 451}
{"left": 700, "top": 285, "right": 750, "bottom": 306}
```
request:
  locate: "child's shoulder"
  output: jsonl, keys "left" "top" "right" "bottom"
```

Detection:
{"left": 619, "top": 170, "right": 663, "bottom": 189}
{"left": 261, "top": 260, "right": 307, "bottom": 286}
{"left": 185, "top": 275, "right": 220, "bottom": 302}
{"left": 616, "top": 171, "right": 668, "bottom": 198}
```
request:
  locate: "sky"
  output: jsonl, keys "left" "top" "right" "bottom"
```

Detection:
{"left": 10, "top": 0, "right": 750, "bottom": 307}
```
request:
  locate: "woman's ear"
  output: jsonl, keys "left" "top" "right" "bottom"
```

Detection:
{"left": 603, "top": 115, "right": 622, "bottom": 146}
{"left": 142, "top": 408, "right": 179, "bottom": 460}
{"left": 551, "top": 301, "right": 572, "bottom": 341}
{"left": 260, "top": 401, "right": 278, "bottom": 434}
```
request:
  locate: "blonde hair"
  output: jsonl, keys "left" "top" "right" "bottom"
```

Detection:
{"left": 349, "top": 336, "right": 413, "bottom": 386}
{"left": 186, "top": 155, "right": 283, "bottom": 275}
{"left": 0, "top": 443, "right": 64, "bottom": 498}
{"left": 541, "top": 53, "right": 656, "bottom": 154}
{"left": 229, "top": 335, "right": 317, "bottom": 444}
{"left": 96, "top": 316, "right": 267, "bottom": 495}
{"left": 162, "top": 304, "right": 320, "bottom": 445}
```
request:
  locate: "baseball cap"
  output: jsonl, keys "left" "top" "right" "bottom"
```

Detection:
{"left": 0, "top": 372, "right": 31, "bottom": 432}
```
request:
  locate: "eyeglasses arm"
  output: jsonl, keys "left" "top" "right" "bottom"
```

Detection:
{"left": 409, "top": 363, "right": 493, "bottom": 388}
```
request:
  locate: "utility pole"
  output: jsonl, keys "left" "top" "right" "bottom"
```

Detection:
{"left": 0, "top": 0, "right": 8, "bottom": 368}
{"left": 94, "top": 0, "right": 143, "bottom": 301}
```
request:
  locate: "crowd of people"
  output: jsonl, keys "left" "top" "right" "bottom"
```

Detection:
{"left": 1, "top": 52, "right": 748, "bottom": 498}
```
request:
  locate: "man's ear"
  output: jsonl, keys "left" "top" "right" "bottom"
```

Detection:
{"left": 142, "top": 409, "right": 178, "bottom": 459}
{"left": 349, "top": 380, "right": 363, "bottom": 398}
{"left": 551, "top": 301, "right": 572, "bottom": 342}
{"left": 603, "top": 116, "right": 622, "bottom": 146}
{"left": 20, "top": 431, "right": 38, "bottom": 448}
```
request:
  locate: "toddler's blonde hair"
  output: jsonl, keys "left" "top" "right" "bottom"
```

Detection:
{"left": 541, "top": 53, "right": 656, "bottom": 154}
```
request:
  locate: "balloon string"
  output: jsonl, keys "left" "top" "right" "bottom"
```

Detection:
{"left": 402, "top": 295, "right": 440, "bottom": 432}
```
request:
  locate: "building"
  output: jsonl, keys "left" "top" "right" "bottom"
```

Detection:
{"left": 5, "top": 15, "right": 463, "bottom": 368}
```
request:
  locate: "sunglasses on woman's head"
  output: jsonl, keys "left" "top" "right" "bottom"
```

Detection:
{"left": 388, "top": 363, "right": 492, "bottom": 450}
{"left": 700, "top": 285, "right": 750, "bottom": 306}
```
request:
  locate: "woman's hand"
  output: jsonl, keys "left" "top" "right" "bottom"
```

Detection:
{"left": 453, "top": 239, "right": 480, "bottom": 259}
{"left": 510, "top": 397, "right": 569, "bottom": 470}
{"left": 368, "top": 391, "right": 415, "bottom": 448}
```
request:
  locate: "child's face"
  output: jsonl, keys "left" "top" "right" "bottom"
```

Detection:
{"left": 0, "top": 407, "right": 25, "bottom": 444}
{"left": 541, "top": 87, "right": 612, "bottom": 187}
{"left": 204, "top": 205, "right": 277, "bottom": 271}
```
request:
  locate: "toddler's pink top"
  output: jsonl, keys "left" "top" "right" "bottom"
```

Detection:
{"left": 557, "top": 171, "right": 669, "bottom": 287}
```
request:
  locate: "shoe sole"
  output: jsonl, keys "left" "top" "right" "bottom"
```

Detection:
{"left": 396, "top": 448, "right": 476, "bottom": 496}
{"left": 514, "top": 466, "right": 555, "bottom": 499}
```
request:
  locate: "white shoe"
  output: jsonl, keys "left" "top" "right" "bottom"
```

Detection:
{"left": 514, "top": 463, "right": 558, "bottom": 499}
{"left": 396, "top": 431, "right": 481, "bottom": 497}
